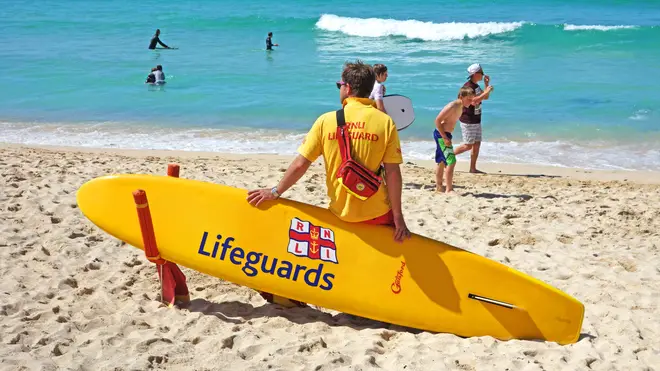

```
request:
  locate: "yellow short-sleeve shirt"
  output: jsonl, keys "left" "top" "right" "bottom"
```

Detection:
{"left": 297, "top": 97, "right": 403, "bottom": 222}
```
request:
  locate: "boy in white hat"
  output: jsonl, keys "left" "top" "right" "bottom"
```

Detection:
{"left": 454, "top": 63, "right": 494, "bottom": 173}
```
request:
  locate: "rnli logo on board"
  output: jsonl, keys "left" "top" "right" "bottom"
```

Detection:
{"left": 356, "top": 183, "right": 365, "bottom": 191}
{"left": 288, "top": 217, "right": 338, "bottom": 264}
{"left": 391, "top": 261, "right": 406, "bottom": 294}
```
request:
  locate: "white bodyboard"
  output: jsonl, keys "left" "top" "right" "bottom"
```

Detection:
{"left": 383, "top": 94, "right": 415, "bottom": 131}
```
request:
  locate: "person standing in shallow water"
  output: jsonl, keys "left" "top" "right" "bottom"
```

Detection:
{"left": 149, "top": 29, "right": 171, "bottom": 50}
{"left": 266, "top": 32, "right": 279, "bottom": 50}
{"left": 453, "top": 63, "right": 494, "bottom": 174}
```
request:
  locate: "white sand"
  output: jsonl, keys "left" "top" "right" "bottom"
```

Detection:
{"left": 1, "top": 144, "right": 659, "bottom": 371}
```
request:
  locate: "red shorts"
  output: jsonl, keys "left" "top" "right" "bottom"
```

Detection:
{"left": 361, "top": 210, "right": 395, "bottom": 226}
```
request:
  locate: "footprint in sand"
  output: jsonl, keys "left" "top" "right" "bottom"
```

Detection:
{"left": 59, "top": 277, "right": 78, "bottom": 289}
{"left": 68, "top": 232, "right": 85, "bottom": 239}
{"left": 298, "top": 338, "right": 327, "bottom": 353}
{"left": 148, "top": 355, "right": 168, "bottom": 366}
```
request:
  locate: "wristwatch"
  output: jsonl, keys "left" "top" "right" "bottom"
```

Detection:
{"left": 271, "top": 187, "right": 280, "bottom": 199}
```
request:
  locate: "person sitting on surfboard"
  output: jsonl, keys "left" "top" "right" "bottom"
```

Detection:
{"left": 148, "top": 29, "right": 172, "bottom": 50}
{"left": 433, "top": 87, "right": 475, "bottom": 193}
{"left": 369, "top": 64, "right": 388, "bottom": 113}
{"left": 266, "top": 32, "right": 279, "bottom": 50}
{"left": 247, "top": 59, "right": 410, "bottom": 308}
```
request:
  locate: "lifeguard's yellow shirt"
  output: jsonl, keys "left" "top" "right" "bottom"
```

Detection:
{"left": 297, "top": 97, "right": 403, "bottom": 222}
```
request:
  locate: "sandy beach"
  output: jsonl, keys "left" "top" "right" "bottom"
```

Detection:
{"left": 1, "top": 143, "right": 659, "bottom": 371}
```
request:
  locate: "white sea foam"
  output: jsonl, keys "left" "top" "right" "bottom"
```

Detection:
{"left": 563, "top": 24, "right": 637, "bottom": 31}
{"left": 2, "top": 121, "right": 659, "bottom": 171}
{"left": 315, "top": 14, "right": 525, "bottom": 41}
{"left": 629, "top": 109, "right": 651, "bottom": 121}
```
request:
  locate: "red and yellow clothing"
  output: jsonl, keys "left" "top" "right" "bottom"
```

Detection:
{"left": 298, "top": 97, "right": 403, "bottom": 222}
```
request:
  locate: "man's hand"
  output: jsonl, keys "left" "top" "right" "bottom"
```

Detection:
{"left": 393, "top": 214, "right": 411, "bottom": 242}
{"left": 486, "top": 85, "right": 494, "bottom": 93}
{"left": 484, "top": 75, "right": 490, "bottom": 86}
{"left": 443, "top": 137, "right": 452, "bottom": 147}
{"left": 247, "top": 188, "right": 278, "bottom": 207}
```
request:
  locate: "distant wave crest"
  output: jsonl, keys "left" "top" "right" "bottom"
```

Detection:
{"left": 563, "top": 24, "right": 637, "bottom": 31}
{"left": 315, "top": 14, "right": 525, "bottom": 41}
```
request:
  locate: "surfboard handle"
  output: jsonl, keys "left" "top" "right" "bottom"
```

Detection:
{"left": 468, "top": 293, "right": 515, "bottom": 309}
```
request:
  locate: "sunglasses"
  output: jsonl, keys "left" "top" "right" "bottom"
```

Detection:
{"left": 336, "top": 81, "right": 346, "bottom": 89}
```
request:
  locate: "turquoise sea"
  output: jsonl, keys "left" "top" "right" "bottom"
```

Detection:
{"left": 1, "top": 0, "right": 659, "bottom": 170}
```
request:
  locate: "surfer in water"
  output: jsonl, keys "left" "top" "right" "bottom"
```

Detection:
{"left": 369, "top": 64, "right": 388, "bottom": 113}
{"left": 266, "top": 32, "right": 279, "bottom": 50}
{"left": 148, "top": 29, "right": 172, "bottom": 50}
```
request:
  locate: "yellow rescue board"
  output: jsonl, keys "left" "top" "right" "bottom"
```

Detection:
{"left": 76, "top": 174, "right": 584, "bottom": 344}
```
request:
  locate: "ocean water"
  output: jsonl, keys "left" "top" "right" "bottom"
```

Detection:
{"left": 1, "top": 0, "right": 659, "bottom": 170}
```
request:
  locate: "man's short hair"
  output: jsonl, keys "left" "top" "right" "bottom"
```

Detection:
{"left": 373, "top": 64, "right": 388, "bottom": 76}
{"left": 341, "top": 60, "right": 376, "bottom": 98}
{"left": 457, "top": 86, "right": 475, "bottom": 99}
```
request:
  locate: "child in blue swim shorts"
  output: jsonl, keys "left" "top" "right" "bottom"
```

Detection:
{"left": 433, "top": 87, "right": 475, "bottom": 193}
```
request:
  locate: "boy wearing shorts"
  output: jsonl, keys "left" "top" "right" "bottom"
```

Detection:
{"left": 433, "top": 87, "right": 476, "bottom": 193}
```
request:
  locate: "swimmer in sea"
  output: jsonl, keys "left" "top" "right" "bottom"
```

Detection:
{"left": 149, "top": 29, "right": 171, "bottom": 50}
{"left": 266, "top": 32, "right": 279, "bottom": 50}
{"left": 145, "top": 65, "right": 166, "bottom": 85}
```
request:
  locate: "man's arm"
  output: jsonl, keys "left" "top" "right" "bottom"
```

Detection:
{"left": 248, "top": 115, "right": 323, "bottom": 207}
{"left": 383, "top": 163, "right": 410, "bottom": 242}
{"left": 275, "top": 155, "right": 312, "bottom": 195}
{"left": 246, "top": 155, "right": 311, "bottom": 207}
{"left": 472, "top": 85, "right": 493, "bottom": 105}
{"left": 157, "top": 38, "right": 170, "bottom": 48}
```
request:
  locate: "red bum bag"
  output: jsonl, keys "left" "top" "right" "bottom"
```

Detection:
{"left": 334, "top": 109, "right": 382, "bottom": 200}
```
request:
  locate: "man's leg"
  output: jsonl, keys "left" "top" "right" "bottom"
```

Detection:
{"left": 469, "top": 141, "right": 484, "bottom": 173}
{"left": 435, "top": 162, "right": 445, "bottom": 192}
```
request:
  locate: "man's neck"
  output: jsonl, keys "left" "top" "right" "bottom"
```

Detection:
{"left": 343, "top": 96, "right": 376, "bottom": 107}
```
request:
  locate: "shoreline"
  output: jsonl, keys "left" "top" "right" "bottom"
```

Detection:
{"left": 3, "top": 142, "right": 660, "bottom": 184}
{"left": 2, "top": 120, "right": 659, "bottom": 173}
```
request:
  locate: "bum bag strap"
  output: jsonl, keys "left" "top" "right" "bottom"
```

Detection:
{"left": 336, "top": 109, "right": 352, "bottom": 162}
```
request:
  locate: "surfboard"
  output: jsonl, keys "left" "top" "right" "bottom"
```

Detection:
{"left": 76, "top": 174, "right": 584, "bottom": 344}
{"left": 383, "top": 94, "right": 415, "bottom": 131}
